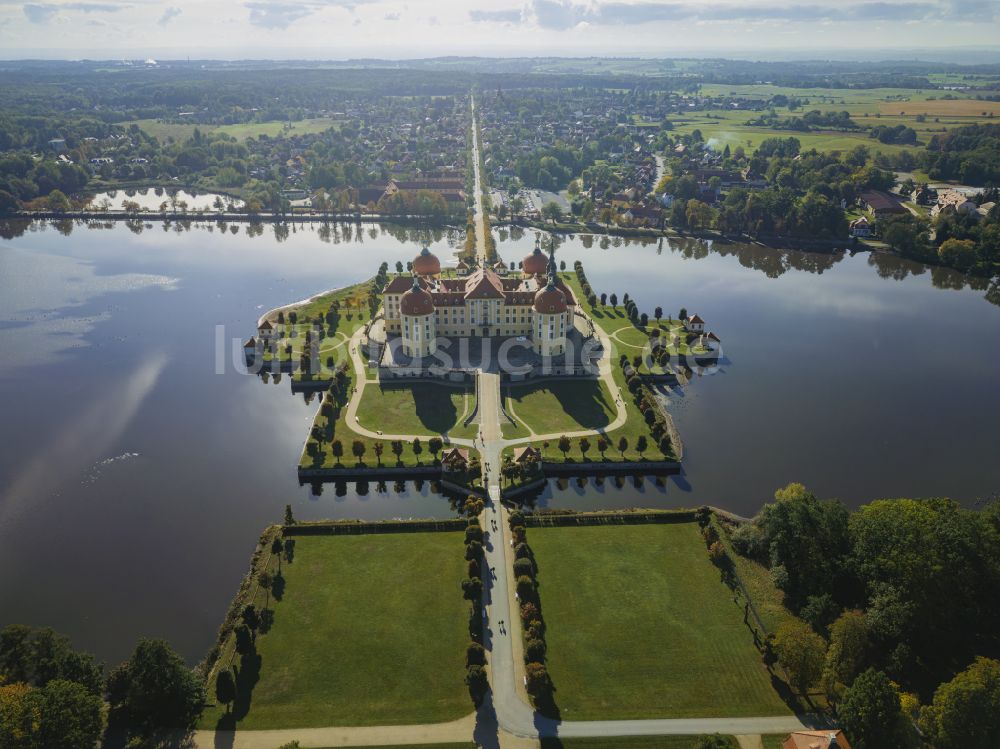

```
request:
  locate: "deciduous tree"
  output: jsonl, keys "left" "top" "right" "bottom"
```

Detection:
{"left": 774, "top": 620, "right": 826, "bottom": 696}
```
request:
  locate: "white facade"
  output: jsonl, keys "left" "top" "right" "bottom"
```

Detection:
{"left": 401, "top": 311, "right": 436, "bottom": 358}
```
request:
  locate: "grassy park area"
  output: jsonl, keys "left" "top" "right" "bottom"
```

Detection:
{"left": 498, "top": 272, "right": 682, "bottom": 465}
{"left": 356, "top": 382, "right": 476, "bottom": 440}
{"left": 529, "top": 523, "right": 792, "bottom": 719}
{"left": 505, "top": 379, "right": 615, "bottom": 435}
{"left": 300, "top": 367, "right": 477, "bottom": 474}
{"left": 199, "top": 532, "right": 470, "bottom": 729}
{"left": 546, "top": 738, "right": 736, "bottom": 749}
{"left": 260, "top": 279, "right": 373, "bottom": 380}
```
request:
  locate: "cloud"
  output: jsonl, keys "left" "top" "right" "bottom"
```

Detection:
{"left": 383, "top": 10, "right": 399, "bottom": 20}
{"left": 469, "top": 8, "right": 522, "bottom": 23}
{"left": 158, "top": 5, "right": 180, "bottom": 24}
{"left": 23, "top": 1, "right": 123, "bottom": 23}
{"left": 470, "top": 0, "right": 982, "bottom": 29}
{"left": 244, "top": 0, "right": 373, "bottom": 28}
{"left": 245, "top": 0, "right": 313, "bottom": 27}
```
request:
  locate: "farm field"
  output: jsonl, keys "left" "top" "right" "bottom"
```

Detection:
{"left": 675, "top": 83, "right": 999, "bottom": 156}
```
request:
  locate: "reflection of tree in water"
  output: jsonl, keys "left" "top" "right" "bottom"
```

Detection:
{"left": 931, "top": 265, "right": 972, "bottom": 291}
{"left": 0, "top": 219, "right": 31, "bottom": 239}
{"left": 868, "top": 251, "right": 926, "bottom": 281}
{"left": 666, "top": 235, "right": 848, "bottom": 278}
{"left": 985, "top": 282, "right": 1000, "bottom": 308}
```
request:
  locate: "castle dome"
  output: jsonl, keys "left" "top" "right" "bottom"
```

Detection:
{"left": 412, "top": 244, "right": 441, "bottom": 276}
{"left": 533, "top": 281, "right": 568, "bottom": 314}
{"left": 400, "top": 277, "right": 434, "bottom": 316}
{"left": 522, "top": 240, "right": 547, "bottom": 276}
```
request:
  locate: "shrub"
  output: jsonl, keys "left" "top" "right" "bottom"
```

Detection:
{"left": 465, "top": 642, "right": 486, "bottom": 666}
{"left": 730, "top": 522, "right": 766, "bottom": 559}
{"left": 525, "top": 662, "right": 550, "bottom": 697}
{"left": 520, "top": 602, "right": 540, "bottom": 626}
{"left": 800, "top": 593, "right": 841, "bottom": 637}
{"left": 513, "top": 557, "right": 534, "bottom": 578}
{"left": 464, "top": 525, "right": 483, "bottom": 544}
{"left": 525, "top": 638, "right": 547, "bottom": 663}
{"left": 701, "top": 524, "right": 719, "bottom": 547}
{"left": 465, "top": 664, "right": 488, "bottom": 702}
{"left": 516, "top": 575, "right": 536, "bottom": 601}
{"left": 708, "top": 541, "right": 726, "bottom": 565}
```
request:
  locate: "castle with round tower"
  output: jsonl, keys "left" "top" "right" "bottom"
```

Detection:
{"left": 381, "top": 240, "right": 576, "bottom": 360}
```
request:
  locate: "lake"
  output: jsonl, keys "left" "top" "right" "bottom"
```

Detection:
{"left": 0, "top": 218, "right": 997, "bottom": 665}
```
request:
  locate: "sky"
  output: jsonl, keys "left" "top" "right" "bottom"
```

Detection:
{"left": 0, "top": 0, "right": 998, "bottom": 60}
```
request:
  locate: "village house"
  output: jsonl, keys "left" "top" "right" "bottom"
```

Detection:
{"left": 514, "top": 445, "right": 542, "bottom": 465}
{"left": 931, "top": 189, "right": 978, "bottom": 219}
{"left": 858, "top": 190, "right": 907, "bottom": 218}
{"left": 440, "top": 447, "right": 470, "bottom": 472}
{"left": 684, "top": 314, "right": 706, "bottom": 333}
{"left": 849, "top": 216, "right": 873, "bottom": 238}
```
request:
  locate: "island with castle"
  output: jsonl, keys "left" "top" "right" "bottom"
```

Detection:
{"left": 243, "top": 237, "right": 722, "bottom": 493}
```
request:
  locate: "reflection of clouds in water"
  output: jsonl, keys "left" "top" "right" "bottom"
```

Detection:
{"left": 0, "top": 246, "right": 177, "bottom": 370}
{"left": 0, "top": 352, "right": 167, "bottom": 525}
{"left": 686, "top": 266, "right": 901, "bottom": 319}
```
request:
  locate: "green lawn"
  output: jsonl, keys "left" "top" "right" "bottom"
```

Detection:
{"left": 128, "top": 117, "right": 341, "bottom": 143}
{"left": 530, "top": 524, "right": 792, "bottom": 719}
{"left": 356, "top": 382, "right": 476, "bottom": 439}
{"left": 313, "top": 746, "right": 475, "bottom": 749}
{"left": 506, "top": 379, "right": 615, "bottom": 435}
{"left": 199, "top": 533, "right": 471, "bottom": 730}
{"left": 301, "top": 367, "right": 475, "bottom": 474}
{"left": 545, "top": 738, "right": 735, "bottom": 749}
{"left": 763, "top": 736, "right": 790, "bottom": 749}
{"left": 497, "top": 272, "right": 678, "bottom": 464}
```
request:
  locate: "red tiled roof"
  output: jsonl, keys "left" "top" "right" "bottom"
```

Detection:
{"left": 464, "top": 268, "right": 506, "bottom": 300}
{"left": 385, "top": 275, "right": 425, "bottom": 294}
{"left": 782, "top": 730, "right": 852, "bottom": 749}
{"left": 400, "top": 284, "right": 434, "bottom": 316}
{"left": 534, "top": 284, "right": 568, "bottom": 314}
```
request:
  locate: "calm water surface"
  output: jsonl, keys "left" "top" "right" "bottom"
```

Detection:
{"left": 0, "top": 219, "right": 998, "bottom": 664}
